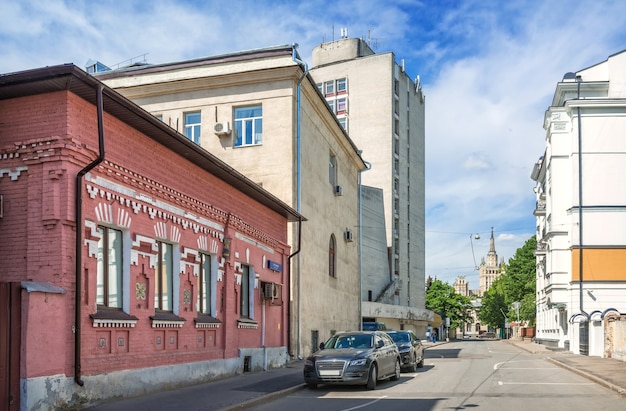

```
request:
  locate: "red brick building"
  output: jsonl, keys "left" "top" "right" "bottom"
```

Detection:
{"left": 0, "top": 65, "right": 302, "bottom": 410}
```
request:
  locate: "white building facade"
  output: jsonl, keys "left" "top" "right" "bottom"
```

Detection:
{"left": 531, "top": 50, "right": 626, "bottom": 356}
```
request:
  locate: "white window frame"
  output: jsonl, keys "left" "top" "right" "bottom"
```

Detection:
{"left": 240, "top": 265, "right": 255, "bottom": 319}
{"left": 96, "top": 225, "right": 124, "bottom": 309}
{"left": 234, "top": 105, "right": 263, "bottom": 147}
{"left": 184, "top": 112, "right": 201, "bottom": 144}
{"left": 324, "top": 81, "right": 335, "bottom": 96}
{"left": 197, "top": 253, "right": 217, "bottom": 316}
{"left": 336, "top": 97, "right": 347, "bottom": 114}
{"left": 336, "top": 78, "right": 347, "bottom": 93}
{"left": 329, "top": 153, "right": 337, "bottom": 185}
{"left": 156, "top": 241, "right": 174, "bottom": 312}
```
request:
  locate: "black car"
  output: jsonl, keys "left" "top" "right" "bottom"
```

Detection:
{"left": 386, "top": 330, "right": 424, "bottom": 372}
{"left": 362, "top": 321, "right": 387, "bottom": 331}
{"left": 303, "top": 331, "right": 401, "bottom": 390}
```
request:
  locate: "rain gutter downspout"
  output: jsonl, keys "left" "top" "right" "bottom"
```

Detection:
{"left": 575, "top": 75, "right": 589, "bottom": 355}
{"left": 287, "top": 217, "right": 302, "bottom": 358}
{"left": 292, "top": 44, "right": 308, "bottom": 359}
{"left": 75, "top": 84, "right": 106, "bottom": 385}
{"left": 358, "top": 160, "right": 372, "bottom": 331}
{"left": 576, "top": 75, "right": 585, "bottom": 317}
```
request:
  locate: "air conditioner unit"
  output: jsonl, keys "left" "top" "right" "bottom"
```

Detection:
{"left": 334, "top": 185, "right": 343, "bottom": 196}
{"left": 344, "top": 229, "right": 354, "bottom": 242}
{"left": 213, "top": 121, "right": 231, "bottom": 135}
{"left": 272, "top": 283, "right": 281, "bottom": 300}
{"left": 263, "top": 282, "right": 274, "bottom": 300}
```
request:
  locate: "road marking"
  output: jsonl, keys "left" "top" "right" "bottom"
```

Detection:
{"left": 498, "top": 381, "right": 594, "bottom": 386}
{"left": 340, "top": 395, "right": 388, "bottom": 410}
{"left": 493, "top": 361, "right": 555, "bottom": 370}
{"left": 500, "top": 367, "right": 558, "bottom": 370}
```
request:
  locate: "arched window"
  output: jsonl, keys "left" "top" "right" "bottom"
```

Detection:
{"left": 329, "top": 234, "right": 337, "bottom": 278}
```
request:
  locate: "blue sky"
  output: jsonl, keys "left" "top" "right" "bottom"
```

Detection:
{"left": 2, "top": 0, "right": 625, "bottom": 288}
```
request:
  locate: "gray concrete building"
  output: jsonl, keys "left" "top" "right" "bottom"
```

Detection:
{"left": 309, "top": 37, "right": 430, "bottom": 333}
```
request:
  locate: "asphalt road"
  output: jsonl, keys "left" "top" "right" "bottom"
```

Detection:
{"left": 247, "top": 340, "right": 625, "bottom": 411}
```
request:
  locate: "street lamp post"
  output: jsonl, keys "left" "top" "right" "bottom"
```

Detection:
{"left": 469, "top": 233, "right": 480, "bottom": 270}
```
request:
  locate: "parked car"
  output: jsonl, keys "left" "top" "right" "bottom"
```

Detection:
{"left": 362, "top": 321, "right": 387, "bottom": 331}
{"left": 386, "top": 330, "right": 424, "bottom": 372}
{"left": 303, "top": 331, "right": 401, "bottom": 390}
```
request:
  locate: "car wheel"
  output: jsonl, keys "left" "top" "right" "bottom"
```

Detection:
{"left": 409, "top": 355, "right": 417, "bottom": 372}
{"left": 391, "top": 359, "right": 401, "bottom": 381}
{"left": 366, "top": 363, "right": 377, "bottom": 390}
{"left": 417, "top": 356, "right": 424, "bottom": 368}
{"left": 306, "top": 383, "right": 317, "bottom": 389}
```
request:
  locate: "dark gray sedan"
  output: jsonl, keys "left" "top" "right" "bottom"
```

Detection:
{"left": 386, "top": 330, "right": 424, "bottom": 372}
{"left": 303, "top": 331, "right": 401, "bottom": 390}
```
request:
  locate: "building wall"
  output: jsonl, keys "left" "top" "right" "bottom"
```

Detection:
{"left": 99, "top": 48, "right": 364, "bottom": 359}
{"left": 360, "top": 186, "right": 391, "bottom": 301}
{"left": 310, "top": 38, "right": 426, "bottom": 313}
{"left": 533, "top": 50, "right": 626, "bottom": 354}
{"left": 0, "top": 84, "right": 292, "bottom": 408}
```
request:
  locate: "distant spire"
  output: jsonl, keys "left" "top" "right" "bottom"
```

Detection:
{"left": 489, "top": 227, "right": 495, "bottom": 253}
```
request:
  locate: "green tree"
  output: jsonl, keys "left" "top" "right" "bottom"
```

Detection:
{"left": 425, "top": 279, "right": 473, "bottom": 329}
{"left": 478, "top": 278, "right": 507, "bottom": 329}
{"left": 478, "top": 236, "right": 537, "bottom": 328}
{"left": 501, "top": 236, "right": 537, "bottom": 326}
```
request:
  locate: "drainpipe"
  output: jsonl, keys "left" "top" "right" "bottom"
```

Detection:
{"left": 287, "top": 217, "right": 302, "bottom": 358}
{"left": 358, "top": 159, "right": 372, "bottom": 331}
{"left": 575, "top": 75, "right": 589, "bottom": 355}
{"left": 292, "top": 44, "right": 308, "bottom": 360}
{"left": 74, "top": 84, "right": 106, "bottom": 385}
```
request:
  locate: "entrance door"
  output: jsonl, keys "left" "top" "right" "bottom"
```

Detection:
{"left": 0, "top": 282, "right": 20, "bottom": 410}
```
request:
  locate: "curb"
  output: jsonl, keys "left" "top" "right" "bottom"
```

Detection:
{"left": 222, "top": 383, "right": 306, "bottom": 411}
{"left": 546, "top": 357, "right": 626, "bottom": 397}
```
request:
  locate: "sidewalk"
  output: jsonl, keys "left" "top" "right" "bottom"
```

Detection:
{"left": 506, "top": 338, "right": 626, "bottom": 397}
{"left": 86, "top": 360, "right": 307, "bottom": 411}
{"left": 86, "top": 339, "right": 625, "bottom": 410}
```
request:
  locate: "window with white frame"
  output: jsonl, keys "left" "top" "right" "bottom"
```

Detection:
{"left": 240, "top": 265, "right": 252, "bottom": 318}
{"left": 329, "top": 153, "right": 337, "bottom": 186}
{"left": 336, "top": 78, "right": 347, "bottom": 93}
{"left": 327, "top": 99, "right": 335, "bottom": 113}
{"left": 234, "top": 105, "right": 262, "bottom": 147}
{"left": 197, "top": 253, "right": 213, "bottom": 315}
{"left": 336, "top": 97, "right": 347, "bottom": 114}
{"left": 155, "top": 241, "right": 174, "bottom": 311}
{"left": 338, "top": 117, "right": 347, "bottom": 130}
{"left": 184, "top": 112, "right": 201, "bottom": 144}
{"left": 97, "top": 226, "right": 123, "bottom": 309}
{"left": 324, "top": 81, "right": 334, "bottom": 96}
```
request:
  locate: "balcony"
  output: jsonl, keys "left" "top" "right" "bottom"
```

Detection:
{"left": 535, "top": 242, "right": 547, "bottom": 256}
{"left": 533, "top": 200, "right": 546, "bottom": 216}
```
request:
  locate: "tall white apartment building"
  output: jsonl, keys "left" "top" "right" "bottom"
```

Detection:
{"left": 531, "top": 50, "right": 626, "bottom": 357}
{"left": 309, "top": 38, "right": 428, "bottom": 330}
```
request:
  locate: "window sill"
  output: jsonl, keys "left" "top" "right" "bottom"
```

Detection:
{"left": 150, "top": 311, "right": 186, "bottom": 328}
{"left": 90, "top": 308, "right": 138, "bottom": 328}
{"left": 195, "top": 315, "right": 222, "bottom": 329}
{"left": 237, "top": 318, "right": 259, "bottom": 329}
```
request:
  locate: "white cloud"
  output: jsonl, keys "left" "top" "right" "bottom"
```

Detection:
{"left": 2, "top": 0, "right": 626, "bottom": 289}
{"left": 422, "top": 0, "right": 626, "bottom": 287}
